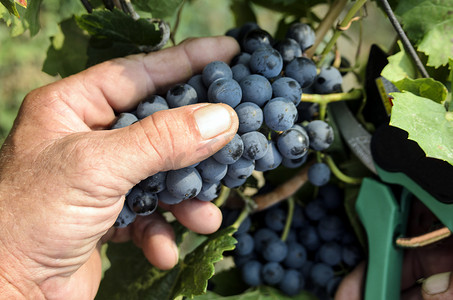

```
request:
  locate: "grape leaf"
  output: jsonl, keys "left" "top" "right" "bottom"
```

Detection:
{"left": 395, "top": 0, "right": 453, "bottom": 67}
{"left": 42, "top": 17, "right": 89, "bottom": 77}
{"left": 0, "top": 0, "right": 19, "bottom": 17}
{"left": 390, "top": 91, "right": 453, "bottom": 165}
{"left": 381, "top": 41, "right": 417, "bottom": 82}
{"left": 131, "top": 0, "right": 183, "bottom": 18}
{"left": 192, "top": 286, "right": 318, "bottom": 300}
{"left": 230, "top": 0, "right": 257, "bottom": 27}
{"left": 24, "top": 0, "right": 41, "bottom": 36}
{"left": 75, "top": 9, "right": 164, "bottom": 46}
{"left": 96, "top": 226, "right": 237, "bottom": 300}
{"left": 393, "top": 78, "right": 448, "bottom": 104}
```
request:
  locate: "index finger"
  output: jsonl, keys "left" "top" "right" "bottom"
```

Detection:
{"left": 39, "top": 36, "right": 240, "bottom": 129}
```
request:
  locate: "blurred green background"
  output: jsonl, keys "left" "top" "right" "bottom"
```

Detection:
{"left": 0, "top": 0, "right": 394, "bottom": 145}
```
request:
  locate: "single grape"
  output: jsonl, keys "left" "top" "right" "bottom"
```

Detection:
{"left": 305, "top": 120, "right": 334, "bottom": 151}
{"left": 313, "top": 66, "right": 343, "bottom": 94}
{"left": 241, "top": 260, "right": 262, "bottom": 286}
{"left": 262, "top": 239, "right": 288, "bottom": 262}
{"left": 271, "top": 77, "right": 303, "bottom": 106}
{"left": 235, "top": 102, "right": 263, "bottom": 134}
{"left": 279, "top": 269, "right": 304, "bottom": 296}
{"left": 111, "top": 112, "right": 138, "bottom": 129}
{"left": 241, "top": 131, "right": 269, "bottom": 161}
{"left": 264, "top": 207, "right": 286, "bottom": 232}
{"left": 277, "top": 127, "right": 310, "bottom": 159}
{"left": 317, "top": 215, "right": 345, "bottom": 242}
{"left": 139, "top": 172, "right": 167, "bottom": 194}
{"left": 308, "top": 162, "right": 331, "bottom": 186}
{"left": 231, "top": 63, "right": 251, "bottom": 82}
{"left": 197, "top": 181, "right": 221, "bottom": 201}
{"left": 242, "top": 28, "right": 273, "bottom": 54}
{"left": 207, "top": 78, "right": 242, "bottom": 108}
{"left": 286, "top": 22, "right": 316, "bottom": 51}
{"left": 226, "top": 157, "right": 255, "bottom": 179}
{"left": 231, "top": 52, "right": 251, "bottom": 66}
{"left": 255, "top": 140, "right": 282, "bottom": 171}
{"left": 273, "top": 38, "right": 303, "bottom": 65}
{"left": 239, "top": 74, "right": 273, "bottom": 107}
{"left": 126, "top": 186, "right": 158, "bottom": 216}
{"left": 283, "top": 242, "right": 307, "bottom": 268}
{"left": 281, "top": 154, "right": 308, "bottom": 169}
{"left": 234, "top": 252, "right": 257, "bottom": 268}
{"left": 166, "top": 167, "right": 202, "bottom": 200}
{"left": 263, "top": 97, "right": 297, "bottom": 131}
{"left": 114, "top": 201, "right": 137, "bottom": 228}
{"left": 136, "top": 95, "right": 169, "bottom": 119}
{"left": 187, "top": 74, "right": 208, "bottom": 102}
{"left": 310, "top": 263, "right": 334, "bottom": 287}
{"left": 305, "top": 198, "right": 327, "bottom": 221}
{"left": 318, "top": 242, "right": 342, "bottom": 266}
{"left": 299, "top": 225, "right": 321, "bottom": 251}
{"left": 261, "top": 262, "right": 285, "bottom": 285}
{"left": 342, "top": 244, "right": 362, "bottom": 267}
{"left": 253, "top": 228, "right": 280, "bottom": 252}
{"left": 196, "top": 157, "right": 228, "bottom": 183}
{"left": 237, "top": 22, "right": 261, "bottom": 44}
{"left": 285, "top": 57, "right": 317, "bottom": 88}
{"left": 222, "top": 174, "right": 247, "bottom": 188}
{"left": 202, "top": 61, "right": 233, "bottom": 87}
{"left": 213, "top": 134, "right": 244, "bottom": 164}
{"left": 234, "top": 233, "right": 255, "bottom": 256}
{"left": 249, "top": 47, "right": 283, "bottom": 79}
{"left": 157, "top": 189, "right": 183, "bottom": 205}
{"left": 166, "top": 83, "right": 198, "bottom": 108}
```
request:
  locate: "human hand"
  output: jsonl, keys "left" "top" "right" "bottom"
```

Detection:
{"left": 0, "top": 36, "right": 239, "bottom": 299}
{"left": 335, "top": 199, "right": 453, "bottom": 300}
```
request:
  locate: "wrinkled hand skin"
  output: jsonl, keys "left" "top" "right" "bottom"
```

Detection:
{"left": 0, "top": 36, "right": 240, "bottom": 300}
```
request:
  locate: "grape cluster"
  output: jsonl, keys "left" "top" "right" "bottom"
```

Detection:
{"left": 113, "top": 21, "right": 342, "bottom": 228}
{"left": 225, "top": 184, "right": 363, "bottom": 298}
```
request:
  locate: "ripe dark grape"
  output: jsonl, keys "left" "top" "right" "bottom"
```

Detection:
{"left": 207, "top": 78, "right": 242, "bottom": 108}
{"left": 197, "top": 181, "right": 221, "bottom": 201}
{"left": 308, "top": 162, "right": 331, "bottom": 186}
{"left": 262, "top": 262, "right": 285, "bottom": 285}
{"left": 139, "top": 172, "right": 167, "bottom": 194}
{"left": 253, "top": 228, "right": 279, "bottom": 252}
{"left": 222, "top": 174, "right": 247, "bottom": 188}
{"left": 278, "top": 269, "right": 304, "bottom": 296}
{"left": 286, "top": 22, "right": 316, "bottom": 51}
{"left": 187, "top": 74, "right": 208, "bottom": 101}
{"left": 277, "top": 127, "right": 310, "bottom": 159}
{"left": 235, "top": 102, "right": 263, "bottom": 133}
{"left": 126, "top": 186, "right": 159, "bottom": 216}
{"left": 249, "top": 47, "right": 283, "bottom": 79}
{"left": 241, "top": 260, "right": 262, "bottom": 286}
{"left": 166, "top": 83, "right": 198, "bottom": 108}
{"left": 283, "top": 242, "right": 307, "bottom": 268}
{"left": 271, "top": 76, "right": 303, "bottom": 106}
{"left": 242, "top": 28, "right": 273, "bottom": 54}
{"left": 136, "top": 95, "right": 169, "bottom": 119}
{"left": 305, "top": 198, "right": 327, "bottom": 221}
{"left": 226, "top": 157, "right": 255, "bottom": 180}
{"left": 313, "top": 66, "right": 343, "bottom": 94}
{"left": 255, "top": 140, "right": 282, "bottom": 171}
{"left": 196, "top": 157, "right": 228, "bottom": 183}
{"left": 234, "top": 233, "right": 255, "bottom": 256}
{"left": 158, "top": 189, "right": 184, "bottom": 205}
{"left": 318, "top": 215, "right": 345, "bottom": 242}
{"left": 306, "top": 120, "right": 334, "bottom": 151}
{"left": 239, "top": 74, "right": 273, "bottom": 107}
{"left": 264, "top": 207, "right": 286, "bottom": 231}
{"left": 231, "top": 52, "right": 251, "bottom": 66}
{"left": 263, "top": 97, "right": 297, "bottom": 131}
{"left": 114, "top": 201, "right": 137, "bottom": 228}
{"left": 273, "top": 38, "right": 303, "bottom": 65}
{"left": 231, "top": 63, "right": 251, "bottom": 82}
{"left": 111, "top": 112, "right": 138, "bottom": 129}
{"left": 241, "top": 131, "right": 269, "bottom": 160}
{"left": 262, "top": 239, "right": 288, "bottom": 262}
{"left": 318, "top": 242, "right": 342, "bottom": 266}
{"left": 285, "top": 57, "right": 317, "bottom": 88}
{"left": 166, "top": 167, "right": 202, "bottom": 200}
{"left": 202, "top": 61, "right": 233, "bottom": 86}
{"left": 310, "top": 263, "right": 335, "bottom": 287}
{"left": 212, "top": 133, "right": 244, "bottom": 164}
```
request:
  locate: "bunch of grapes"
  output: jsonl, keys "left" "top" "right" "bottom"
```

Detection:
{"left": 224, "top": 184, "right": 363, "bottom": 297}
{"left": 112, "top": 22, "right": 343, "bottom": 234}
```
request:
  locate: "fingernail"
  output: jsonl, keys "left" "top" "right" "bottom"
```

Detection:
{"left": 423, "top": 272, "right": 451, "bottom": 295}
{"left": 194, "top": 104, "right": 232, "bottom": 139}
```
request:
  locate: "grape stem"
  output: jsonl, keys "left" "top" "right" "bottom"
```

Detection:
{"left": 301, "top": 89, "right": 363, "bottom": 105}
{"left": 253, "top": 158, "right": 315, "bottom": 211}
{"left": 317, "top": 0, "right": 368, "bottom": 66}
{"left": 214, "top": 185, "right": 231, "bottom": 207}
{"left": 280, "top": 197, "right": 295, "bottom": 242}
{"left": 325, "top": 155, "right": 363, "bottom": 185}
{"left": 305, "top": 0, "right": 348, "bottom": 58}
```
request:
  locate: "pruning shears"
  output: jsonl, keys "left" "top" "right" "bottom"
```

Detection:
{"left": 328, "top": 45, "right": 453, "bottom": 300}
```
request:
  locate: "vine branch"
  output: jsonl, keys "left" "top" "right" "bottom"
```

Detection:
{"left": 377, "top": 0, "right": 430, "bottom": 78}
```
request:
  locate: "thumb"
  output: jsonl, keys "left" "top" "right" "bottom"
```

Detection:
{"left": 95, "top": 103, "right": 238, "bottom": 187}
{"left": 421, "top": 272, "right": 453, "bottom": 300}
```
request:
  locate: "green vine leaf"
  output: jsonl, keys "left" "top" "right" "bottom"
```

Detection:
{"left": 393, "top": 77, "right": 448, "bottom": 104}
{"left": 0, "top": 0, "right": 19, "bottom": 17}
{"left": 381, "top": 41, "right": 417, "bottom": 82}
{"left": 96, "top": 226, "right": 236, "bottom": 300}
{"left": 192, "top": 286, "right": 318, "bottom": 300}
{"left": 395, "top": 0, "right": 453, "bottom": 68}
{"left": 390, "top": 91, "right": 453, "bottom": 165}
{"left": 131, "top": 0, "right": 183, "bottom": 18}
{"left": 75, "top": 9, "right": 163, "bottom": 46}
